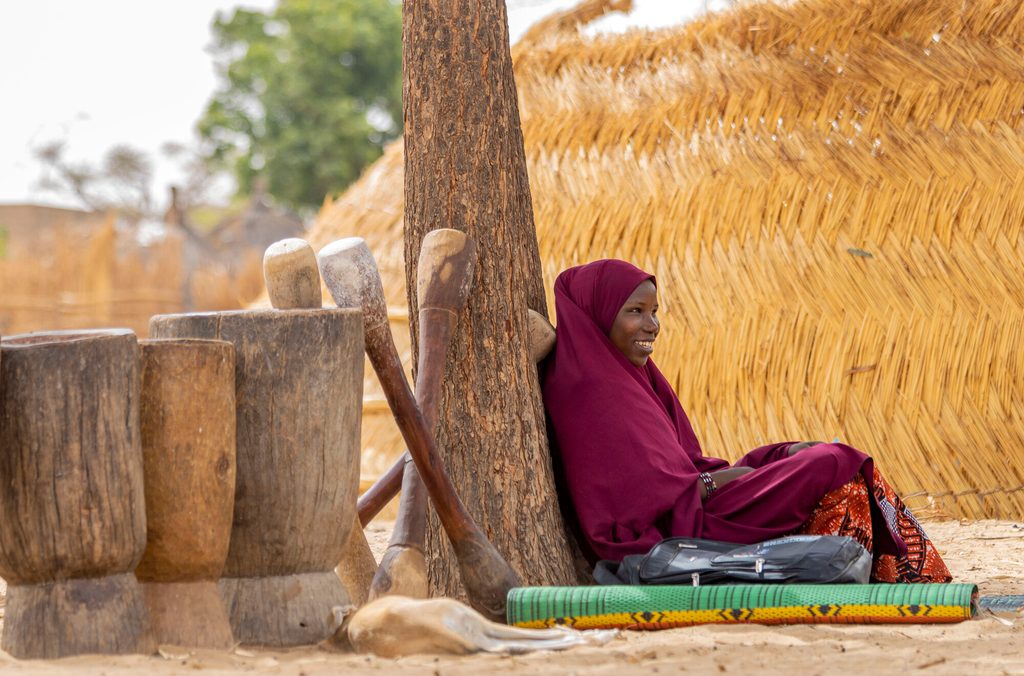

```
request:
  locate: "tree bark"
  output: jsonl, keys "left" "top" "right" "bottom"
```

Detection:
{"left": 402, "top": 0, "right": 578, "bottom": 595}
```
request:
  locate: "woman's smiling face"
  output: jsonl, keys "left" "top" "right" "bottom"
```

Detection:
{"left": 608, "top": 279, "right": 659, "bottom": 366}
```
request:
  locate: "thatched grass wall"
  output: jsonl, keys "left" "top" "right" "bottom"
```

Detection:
{"left": 0, "top": 216, "right": 264, "bottom": 337}
{"left": 310, "top": 0, "right": 1024, "bottom": 520}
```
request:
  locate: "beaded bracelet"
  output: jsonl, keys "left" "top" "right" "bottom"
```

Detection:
{"left": 698, "top": 472, "right": 717, "bottom": 498}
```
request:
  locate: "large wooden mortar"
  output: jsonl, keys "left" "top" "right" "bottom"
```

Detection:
{"left": 136, "top": 339, "right": 236, "bottom": 648}
{"left": 149, "top": 309, "right": 363, "bottom": 646}
{"left": 0, "top": 329, "right": 152, "bottom": 659}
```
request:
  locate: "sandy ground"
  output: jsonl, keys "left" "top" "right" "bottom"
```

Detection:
{"left": 0, "top": 519, "right": 1021, "bottom": 675}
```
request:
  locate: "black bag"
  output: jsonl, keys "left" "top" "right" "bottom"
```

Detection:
{"left": 593, "top": 534, "right": 871, "bottom": 586}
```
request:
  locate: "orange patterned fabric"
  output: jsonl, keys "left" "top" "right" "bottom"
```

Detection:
{"left": 798, "top": 469, "right": 952, "bottom": 583}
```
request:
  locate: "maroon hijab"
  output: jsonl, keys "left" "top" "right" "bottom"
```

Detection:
{"left": 542, "top": 260, "right": 728, "bottom": 560}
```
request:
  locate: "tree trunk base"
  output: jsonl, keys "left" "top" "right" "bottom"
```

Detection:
{"left": 2, "top": 573, "right": 153, "bottom": 659}
{"left": 219, "top": 571, "right": 349, "bottom": 646}
{"left": 140, "top": 581, "right": 234, "bottom": 649}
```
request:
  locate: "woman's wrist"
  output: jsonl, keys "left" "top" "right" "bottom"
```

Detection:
{"left": 698, "top": 472, "right": 717, "bottom": 499}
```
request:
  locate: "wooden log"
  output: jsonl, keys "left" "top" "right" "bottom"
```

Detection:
{"left": 136, "top": 338, "right": 236, "bottom": 649}
{"left": 0, "top": 329, "right": 153, "bottom": 659}
{"left": 149, "top": 309, "right": 363, "bottom": 646}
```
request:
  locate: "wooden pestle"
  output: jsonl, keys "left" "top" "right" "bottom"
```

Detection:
{"left": 319, "top": 237, "right": 519, "bottom": 623}
{"left": 356, "top": 308, "right": 556, "bottom": 525}
{"left": 263, "top": 237, "right": 378, "bottom": 607}
{"left": 263, "top": 237, "right": 323, "bottom": 309}
{"left": 368, "top": 229, "right": 477, "bottom": 601}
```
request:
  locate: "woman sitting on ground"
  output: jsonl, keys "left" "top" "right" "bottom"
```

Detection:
{"left": 542, "top": 259, "right": 951, "bottom": 583}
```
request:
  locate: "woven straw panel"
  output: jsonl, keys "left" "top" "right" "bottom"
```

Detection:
{"left": 311, "top": 0, "right": 1024, "bottom": 519}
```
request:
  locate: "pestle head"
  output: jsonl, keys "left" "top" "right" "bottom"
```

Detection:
{"left": 318, "top": 237, "right": 389, "bottom": 330}
{"left": 264, "top": 238, "right": 322, "bottom": 309}
{"left": 416, "top": 229, "right": 477, "bottom": 313}
{"left": 527, "top": 309, "right": 556, "bottom": 363}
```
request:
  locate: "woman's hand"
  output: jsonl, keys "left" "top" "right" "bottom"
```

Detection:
{"left": 700, "top": 466, "right": 755, "bottom": 498}
{"left": 787, "top": 441, "right": 824, "bottom": 456}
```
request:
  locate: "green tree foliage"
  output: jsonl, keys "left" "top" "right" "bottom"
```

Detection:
{"left": 198, "top": 0, "right": 402, "bottom": 211}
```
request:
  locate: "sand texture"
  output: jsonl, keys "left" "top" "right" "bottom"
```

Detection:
{"left": 0, "top": 519, "right": 1020, "bottom": 674}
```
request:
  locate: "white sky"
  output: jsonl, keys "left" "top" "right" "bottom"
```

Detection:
{"left": 0, "top": 0, "right": 720, "bottom": 210}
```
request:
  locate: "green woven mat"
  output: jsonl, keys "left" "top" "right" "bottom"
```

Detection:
{"left": 507, "top": 584, "right": 978, "bottom": 629}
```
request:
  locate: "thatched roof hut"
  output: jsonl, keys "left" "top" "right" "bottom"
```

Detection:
{"left": 206, "top": 185, "right": 305, "bottom": 259}
{"left": 309, "top": 0, "right": 1024, "bottom": 520}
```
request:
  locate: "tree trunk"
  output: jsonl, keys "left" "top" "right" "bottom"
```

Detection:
{"left": 402, "top": 0, "right": 578, "bottom": 596}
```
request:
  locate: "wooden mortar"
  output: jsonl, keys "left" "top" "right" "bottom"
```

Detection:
{"left": 136, "top": 338, "right": 237, "bottom": 648}
{"left": 149, "top": 309, "right": 363, "bottom": 646}
{"left": 0, "top": 329, "right": 153, "bottom": 659}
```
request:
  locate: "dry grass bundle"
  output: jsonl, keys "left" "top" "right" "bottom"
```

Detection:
{"left": 310, "top": 0, "right": 1024, "bottom": 519}
{"left": 512, "top": 0, "right": 1024, "bottom": 79}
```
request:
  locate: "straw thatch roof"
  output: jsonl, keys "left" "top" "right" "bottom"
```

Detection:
{"left": 309, "top": 0, "right": 1024, "bottom": 520}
